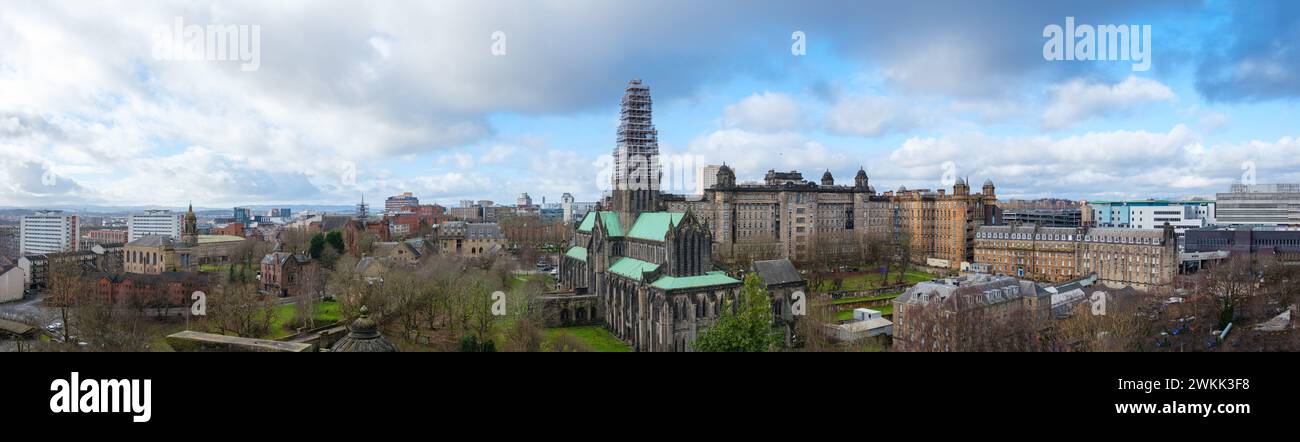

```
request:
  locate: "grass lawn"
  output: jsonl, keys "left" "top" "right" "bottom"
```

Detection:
{"left": 828, "top": 293, "right": 902, "bottom": 306}
{"left": 544, "top": 326, "right": 630, "bottom": 352}
{"left": 834, "top": 304, "right": 894, "bottom": 322}
{"left": 508, "top": 274, "right": 555, "bottom": 291}
{"left": 145, "top": 321, "right": 190, "bottom": 352}
{"left": 811, "top": 269, "right": 933, "bottom": 292}
{"left": 263, "top": 300, "right": 342, "bottom": 339}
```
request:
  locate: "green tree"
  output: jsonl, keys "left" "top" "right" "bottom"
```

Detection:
{"left": 309, "top": 233, "right": 325, "bottom": 259}
{"left": 325, "top": 231, "right": 346, "bottom": 254}
{"left": 693, "top": 273, "right": 779, "bottom": 352}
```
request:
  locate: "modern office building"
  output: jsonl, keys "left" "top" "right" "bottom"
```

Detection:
{"left": 697, "top": 164, "right": 722, "bottom": 195}
{"left": 19, "top": 210, "right": 80, "bottom": 255}
{"left": 1085, "top": 200, "right": 1215, "bottom": 233}
{"left": 560, "top": 192, "right": 598, "bottom": 224}
{"left": 1002, "top": 208, "right": 1081, "bottom": 227}
{"left": 1215, "top": 184, "right": 1300, "bottom": 226}
{"left": 385, "top": 192, "right": 420, "bottom": 214}
{"left": 1184, "top": 226, "right": 1300, "bottom": 263}
{"left": 128, "top": 209, "right": 183, "bottom": 241}
{"left": 233, "top": 207, "right": 253, "bottom": 225}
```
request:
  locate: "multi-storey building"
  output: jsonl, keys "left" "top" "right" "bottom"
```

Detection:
{"left": 889, "top": 179, "right": 999, "bottom": 269}
{"left": 260, "top": 252, "right": 314, "bottom": 297}
{"left": 1003, "top": 208, "right": 1081, "bottom": 227}
{"left": 0, "top": 225, "right": 19, "bottom": 260}
{"left": 433, "top": 221, "right": 508, "bottom": 257}
{"left": 123, "top": 205, "right": 245, "bottom": 275}
{"left": 666, "top": 168, "right": 997, "bottom": 269}
{"left": 128, "top": 209, "right": 183, "bottom": 241}
{"left": 20, "top": 210, "right": 80, "bottom": 255}
{"left": 696, "top": 165, "right": 721, "bottom": 195}
{"left": 1184, "top": 226, "right": 1300, "bottom": 263}
{"left": 385, "top": 192, "right": 419, "bottom": 214}
{"left": 233, "top": 207, "right": 253, "bottom": 225}
{"left": 1215, "top": 184, "right": 1300, "bottom": 226}
{"left": 974, "top": 224, "right": 1178, "bottom": 290}
{"left": 85, "top": 228, "right": 128, "bottom": 244}
{"left": 892, "top": 274, "right": 1051, "bottom": 352}
{"left": 1085, "top": 200, "right": 1215, "bottom": 233}
{"left": 560, "top": 193, "right": 598, "bottom": 225}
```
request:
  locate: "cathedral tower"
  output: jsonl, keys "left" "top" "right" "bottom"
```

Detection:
{"left": 610, "top": 79, "right": 661, "bottom": 215}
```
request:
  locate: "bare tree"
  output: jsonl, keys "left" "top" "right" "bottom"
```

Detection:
{"left": 293, "top": 263, "right": 322, "bottom": 330}
{"left": 208, "top": 278, "right": 275, "bottom": 338}
{"left": 46, "top": 257, "right": 88, "bottom": 343}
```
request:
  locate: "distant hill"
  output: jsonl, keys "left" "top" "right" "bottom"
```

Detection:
{"left": 0, "top": 204, "right": 357, "bottom": 216}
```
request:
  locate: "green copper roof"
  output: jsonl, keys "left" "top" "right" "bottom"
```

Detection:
{"left": 564, "top": 246, "right": 587, "bottom": 262}
{"left": 651, "top": 271, "right": 741, "bottom": 291}
{"left": 607, "top": 257, "right": 659, "bottom": 281}
{"left": 626, "top": 212, "right": 687, "bottom": 242}
{"left": 576, "top": 211, "right": 623, "bottom": 236}
{"left": 577, "top": 212, "right": 596, "bottom": 232}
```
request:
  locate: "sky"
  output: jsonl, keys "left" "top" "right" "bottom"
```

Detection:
{"left": 1, "top": 0, "right": 1299, "bottom": 208}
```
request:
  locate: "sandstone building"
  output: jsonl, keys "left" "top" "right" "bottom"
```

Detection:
{"left": 666, "top": 169, "right": 998, "bottom": 270}
{"left": 973, "top": 224, "right": 1178, "bottom": 290}
{"left": 123, "top": 205, "right": 245, "bottom": 275}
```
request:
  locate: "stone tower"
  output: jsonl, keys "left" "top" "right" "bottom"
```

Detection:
{"left": 854, "top": 167, "right": 869, "bottom": 190}
{"left": 182, "top": 203, "right": 198, "bottom": 246}
{"left": 610, "top": 79, "right": 661, "bottom": 215}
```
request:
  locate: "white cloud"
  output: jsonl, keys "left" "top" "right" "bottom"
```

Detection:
{"left": 1042, "top": 76, "right": 1176, "bottom": 129}
{"left": 872, "top": 125, "right": 1300, "bottom": 199}
{"left": 824, "top": 95, "right": 928, "bottom": 137}
{"left": 722, "top": 92, "right": 801, "bottom": 132}
{"left": 682, "top": 129, "right": 849, "bottom": 181}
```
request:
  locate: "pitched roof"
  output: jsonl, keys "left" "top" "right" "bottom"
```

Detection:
{"left": 577, "top": 211, "right": 623, "bottom": 236}
{"left": 607, "top": 257, "right": 658, "bottom": 281}
{"left": 752, "top": 259, "right": 802, "bottom": 286}
{"left": 261, "top": 252, "right": 290, "bottom": 266}
{"left": 626, "top": 212, "right": 686, "bottom": 241}
{"left": 127, "top": 235, "right": 173, "bottom": 247}
{"left": 651, "top": 271, "right": 741, "bottom": 291}
{"left": 565, "top": 246, "right": 587, "bottom": 262}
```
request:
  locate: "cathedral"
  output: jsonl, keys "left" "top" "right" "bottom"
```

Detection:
{"left": 557, "top": 80, "right": 744, "bottom": 352}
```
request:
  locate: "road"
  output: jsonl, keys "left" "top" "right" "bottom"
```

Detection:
{"left": 0, "top": 293, "right": 58, "bottom": 327}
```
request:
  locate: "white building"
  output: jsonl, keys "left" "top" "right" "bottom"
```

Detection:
{"left": 1088, "top": 200, "right": 1215, "bottom": 233}
{"left": 19, "top": 210, "right": 80, "bottom": 255}
{"left": 697, "top": 164, "right": 722, "bottom": 195}
{"left": 0, "top": 258, "right": 23, "bottom": 303}
{"left": 1216, "top": 184, "right": 1300, "bottom": 226}
{"left": 128, "top": 209, "right": 183, "bottom": 242}
{"left": 559, "top": 193, "right": 598, "bottom": 224}
{"left": 825, "top": 308, "right": 894, "bottom": 341}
